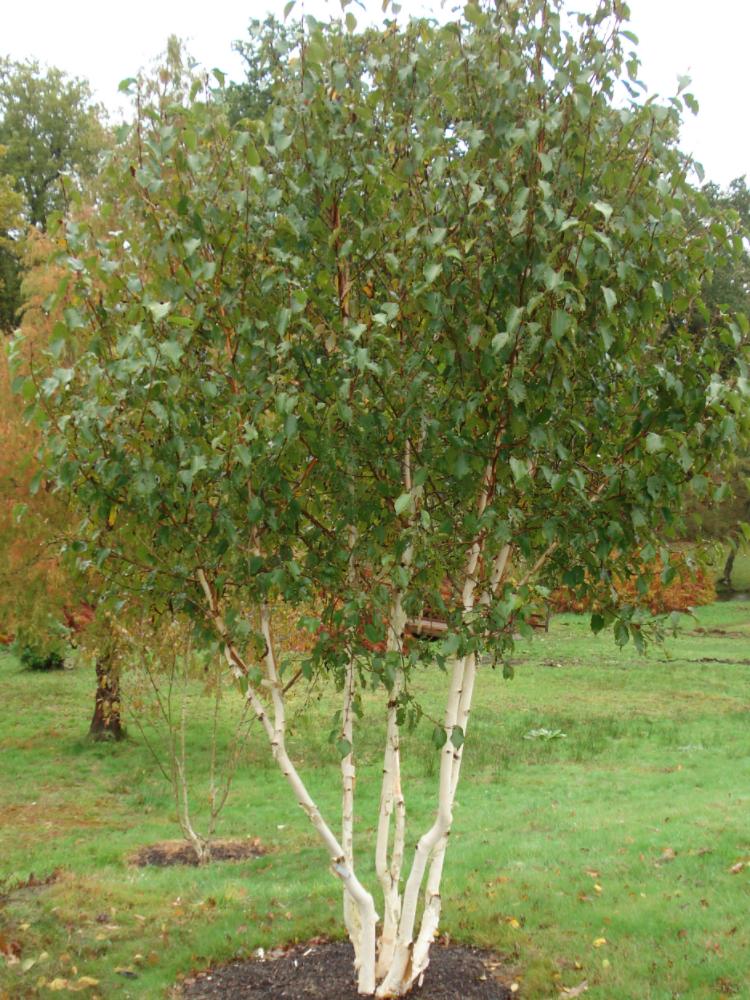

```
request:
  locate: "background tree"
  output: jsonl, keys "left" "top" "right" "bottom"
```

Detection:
{"left": 26, "top": 0, "right": 748, "bottom": 995}
{"left": 0, "top": 231, "right": 75, "bottom": 661}
{"left": 226, "top": 16, "right": 299, "bottom": 124}
{"left": 0, "top": 229, "right": 126, "bottom": 737}
{"left": 0, "top": 59, "right": 106, "bottom": 331}
{"left": 684, "top": 176, "right": 750, "bottom": 585}
{"left": 698, "top": 177, "right": 750, "bottom": 330}
{"left": 0, "top": 161, "right": 23, "bottom": 331}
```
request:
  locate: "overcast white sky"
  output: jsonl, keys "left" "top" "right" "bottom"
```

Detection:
{"left": 2, "top": 0, "right": 748, "bottom": 187}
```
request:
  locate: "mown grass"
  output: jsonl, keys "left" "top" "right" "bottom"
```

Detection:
{"left": 727, "top": 548, "right": 750, "bottom": 591}
{"left": 1, "top": 602, "right": 749, "bottom": 999}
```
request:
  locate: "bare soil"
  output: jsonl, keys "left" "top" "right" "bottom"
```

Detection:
{"left": 130, "top": 837, "right": 266, "bottom": 867}
{"left": 179, "top": 939, "right": 514, "bottom": 999}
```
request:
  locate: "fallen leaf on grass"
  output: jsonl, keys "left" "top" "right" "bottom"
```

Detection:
{"left": 0, "top": 932, "right": 22, "bottom": 964}
{"left": 592, "top": 938, "right": 607, "bottom": 948}
{"left": 728, "top": 861, "right": 746, "bottom": 874}
{"left": 655, "top": 847, "right": 677, "bottom": 866}
{"left": 115, "top": 967, "right": 138, "bottom": 979}
{"left": 68, "top": 977, "right": 99, "bottom": 991}
{"left": 44, "top": 978, "right": 99, "bottom": 993}
{"left": 559, "top": 981, "right": 588, "bottom": 998}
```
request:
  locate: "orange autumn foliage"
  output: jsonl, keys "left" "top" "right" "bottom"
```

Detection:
{"left": 551, "top": 554, "right": 716, "bottom": 615}
{"left": 0, "top": 230, "right": 83, "bottom": 648}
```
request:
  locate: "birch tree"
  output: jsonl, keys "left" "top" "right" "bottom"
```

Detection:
{"left": 20, "top": 1, "right": 748, "bottom": 995}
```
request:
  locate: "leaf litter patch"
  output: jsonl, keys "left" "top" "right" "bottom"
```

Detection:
{"left": 179, "top": 938, "right": 515, "bottom": 999}
{"left": 130, "top": 837, "right": 266, "bottom": 867}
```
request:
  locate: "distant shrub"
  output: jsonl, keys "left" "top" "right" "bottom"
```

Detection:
{"left": 552, "top": 553, "right": 716, "bottom": 615}
{"left": 15, "top": 640, "right": 66, "bottom": 671}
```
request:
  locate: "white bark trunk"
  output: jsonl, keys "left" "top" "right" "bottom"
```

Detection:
{"left": 198, "top": 569, "right": 379, "bottom": 994}
{"left": 376, "top": 650, "right": 468, "bottom": 997}
{"left": 375, "top": 467, "right": 505, "bottom": 997}
{"left": 376, "top": 438, "right": 419, "bottom": 979}
{"left": 410, "top": 543, "right": 513, "bottom": 978}
{"left": 258, "top": 602, "right": 378, "bottom": 994}
{"left": 341, "top": 655, "right": 364, "bottom": 971}
{"left": 375, "top": 596, "right": 407, "bottom": 978}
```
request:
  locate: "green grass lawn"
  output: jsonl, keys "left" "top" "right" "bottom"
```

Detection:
{"left": 726, "top": 548, "right": 750, "bottom": 592}
{"left": 1, "top": 603, "right": 749, "bottom": 999}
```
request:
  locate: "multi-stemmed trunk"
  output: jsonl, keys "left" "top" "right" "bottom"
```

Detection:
{"left": 195, "top": 458, "right": 522, "bottom": 995}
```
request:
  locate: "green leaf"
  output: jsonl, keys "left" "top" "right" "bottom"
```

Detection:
{"left": 423, "top": 262, "right": 442, "bottom": 285}
{"left": 442, "top": 633, "right": 460, "bottom": 657}
{"left": 432, "top": 726, "right": 448, "bottom": 749}
{"left": 551, "top": 310, "right": 571, "bottom": 340}
{"left": 661, "top": 564, "right": 677, "bottom": 586}
{"left": 508, "top": 380, "right": 526, "bottom": 404}
{"left": 505, "top": 305, "right": 524, "bottom": 336}
{"left": 602, "top": 286, "right": 617, "bottom": 313}
{"left": 364, "top": 622, "right": 383, "bottom": 644}
{"left": 284, "top": 413, "right": 298, "bottom": 438}
{"left": 277, "top": 308, "right": 291, "bottom": 336}
{"left": 593, "top": 200, "right": 613, "bottom": 223}
{"left": 394, "top": 493, "right": 412, "bottom": 516}
{"left": 468, "top": 183, "right": 484, "bottom": 206}
{"left": 450, "top": 725, "right": 465, "bottom": 749}
{"left": 148, "top": 302, "right": 171, "bottom": 321}
{"left": 614, "top": 621, "right": 630, "bottom": 647}
{"left": 646, "top": 433, "right": 664, "bottom": 454}
{"left": 510, "top": 456, "right": 530, "bottom": 483}
{"left": 160, "top": 340, "right": 183, "bottom": 364}
{"left": 590, "top": 613, "right": 605, "bottom": 634}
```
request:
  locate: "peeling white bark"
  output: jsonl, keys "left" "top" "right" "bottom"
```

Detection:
{"left": 375, "top": 595, "right": 407, "bottom": 979}
{"left": 258, "top": 602, "right": 378, "bottom": 994}
{"left": 375, "top": 464, "right": 508, "bottom": 996}
{"left": 341, "top": 654, "right": 364, "bottom": 973}
{"left": 198, "top": 569, "right": 379, "bottom": 994}
{"left": 198, "top": 479, "right": 516, "bottom": 995}
{"left": 375, "top": 438, "right": 421, "bottom": 980}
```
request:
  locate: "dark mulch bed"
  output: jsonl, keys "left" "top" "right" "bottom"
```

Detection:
{"left": 180, "top": 939, "right": 514, "bottom": 999}
{"left": 130, "top": 837, "right": 266, "bottom": 867}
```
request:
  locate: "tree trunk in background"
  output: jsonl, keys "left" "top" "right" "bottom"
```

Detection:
{"left": 89, "top": 656, "right": 124, "bottom": 740}
{"left": 720, "top": 547, "right": 736, "bottom": 589}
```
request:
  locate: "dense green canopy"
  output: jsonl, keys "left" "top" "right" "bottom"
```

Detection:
{"left": 27, "top": 2, "right": 746, "bottom": 659}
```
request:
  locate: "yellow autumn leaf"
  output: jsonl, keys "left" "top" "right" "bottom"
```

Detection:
{"left": 592, "top": 937, "right": 607, "bottom": 948}
{"left": 74, "top": 977, "right": 100, "bottom": 989}
{"left": 47, "top": 978, "right": 69, "bottom": 991}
